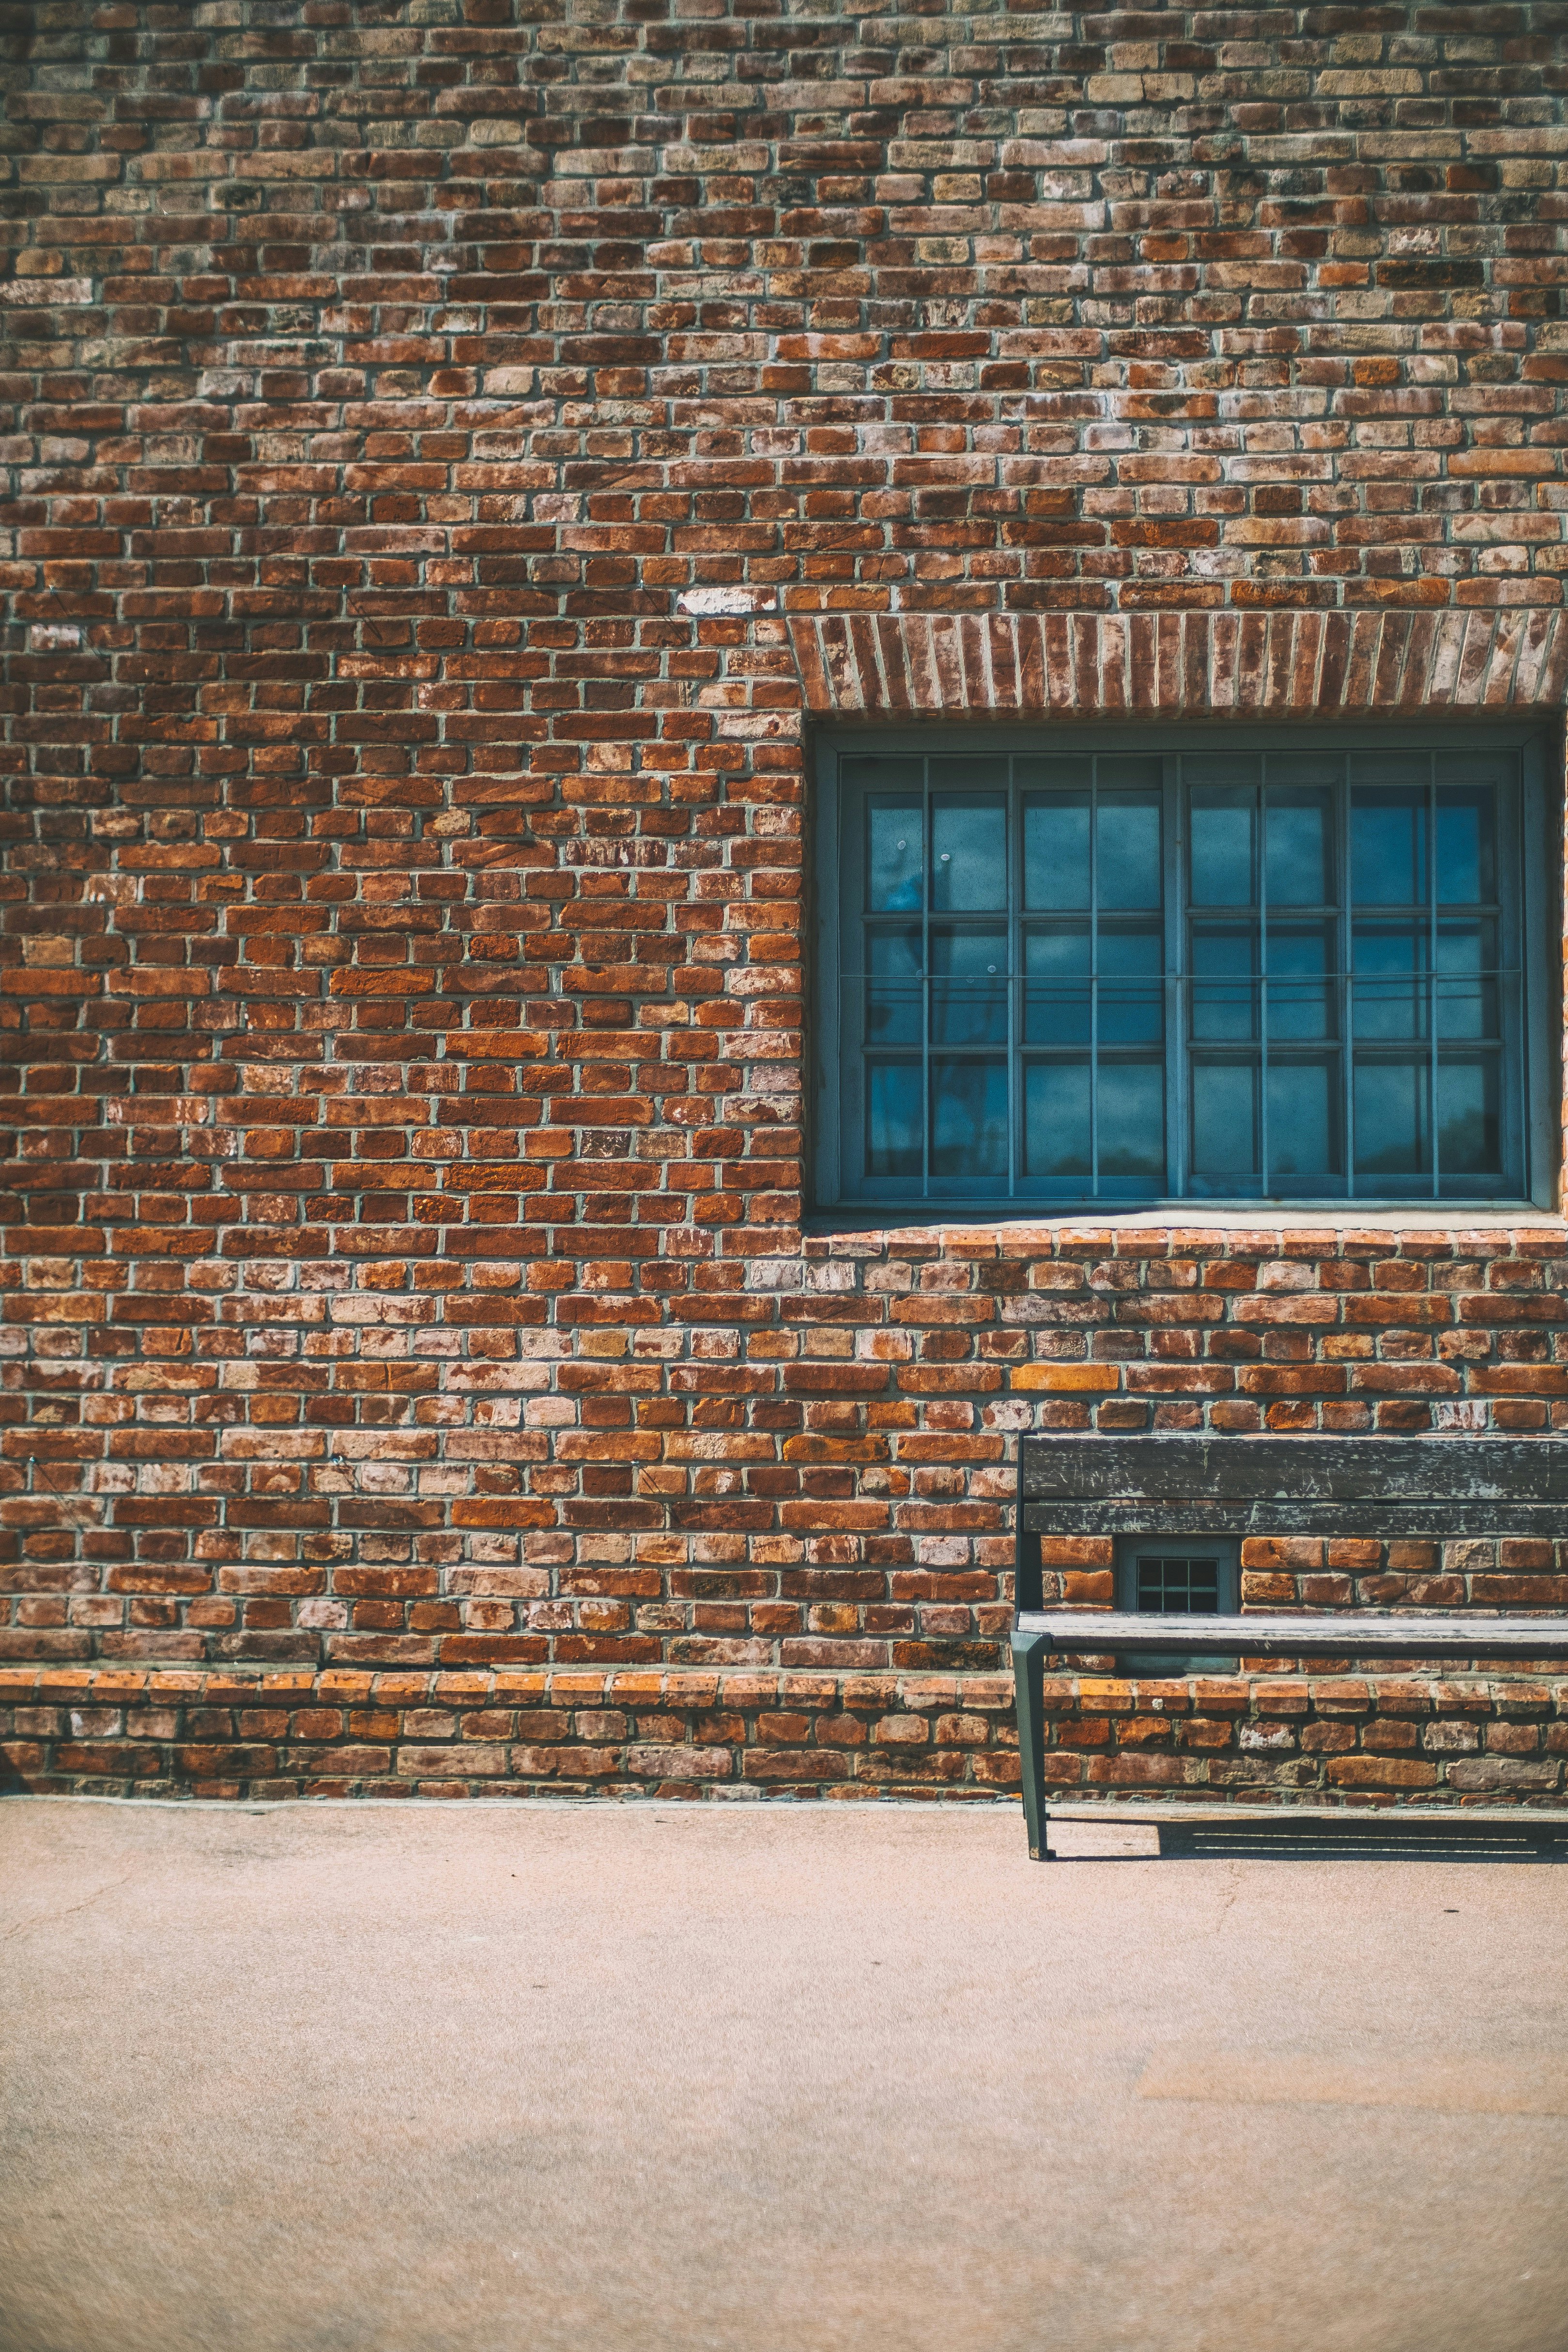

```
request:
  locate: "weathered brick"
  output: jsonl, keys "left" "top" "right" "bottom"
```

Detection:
{"left": 2, "top": 4, "right": 1567, "bottom": 1812}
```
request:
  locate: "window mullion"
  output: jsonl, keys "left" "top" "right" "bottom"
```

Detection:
{"left": 824, "top": 747, "right": 844, "bottom": 1212}
{"left": 1429, "top": 756, "right": 1439, "bottom": 1200}
{"left": 1502, "top": 762, "right": 1524, "bottom": 1197}
{"left": 1090, "top": 758, "right": 1100, "bottom": 1198}
{"left": 1259, "top": 759, "right": 1269, "bottom": 1193}
{"left": 1009, "top": 760, "right": 1020, "bottom": 1201}
{"left": 1341, "top": 762, "right": 1356, "bottom": 1201}
{"left": 1164, "top": 752, "right": 1184, "bottom": 1200}
{"left": 922, "top": 757, "right": 931, "bottom": 1201}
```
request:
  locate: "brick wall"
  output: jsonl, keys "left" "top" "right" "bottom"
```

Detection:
{"left": 4, "top": 2, "right": 1568, "bottom": 1804}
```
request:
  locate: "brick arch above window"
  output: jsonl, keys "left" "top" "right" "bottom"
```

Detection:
{"left": 789, "top": 608, "right": 1568, "bottom": 722}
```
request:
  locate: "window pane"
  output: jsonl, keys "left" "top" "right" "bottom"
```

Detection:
{"left": 1017, "top": 755, "right": 1092, "bottom": 792}
{"left": 1097, "top": 928, "right": 1164, "bottom": 1045}
{"left": 869, "top": 800, "right": 923, "bottom": 911}
{"left": 1192, "top": 1063, "right": 1258, "bottom": 1175}
{"left": 1097, "top": 1063, "right": 1164, "bottom": 1179}
{"left": 866, "top": 927, "right": 922, "bottom": 1045}
{"left": 1096, "top": 795, "right": 1161, "bottom": 909}
{"left": 929, "top": 757, "right": 1009, "bottom": 794}
{"left": 1137, "top": 1555, "right": 1220, "bottom": 1613}
{"left": 1266, "top": 789, "right": 1332, "bottom": 906}
{"left": 931, "top": 1059, "right": 1007, "bottom": 1179}
{"left": 845, "top": 756, "right": 922, "bottom": 787}
{"left": 1097, "top": 755, "right": 1163, "bottom": 792}
{"left": 930, "top": 928, "right": 1007, "bottom": 1045}
{"left": 1267, "top": 1061, "right": 1335, "bottom": 1177}
{"left": 1024, "top": 793, "right": 1090, "bottom": 909}
{"left": 1435, "top": 924, "right": 1497, "bottom": 1042}
{"left": 1353, "top": 926, "right": 1426, "bottom": 1040}
{"left": 1024, "top": 928, "right": 1090, "bottom": 1045}
{"left": 1438, "top": 1059, "right": 1501, "bottom": 1175}
{"left": 1436, "top": 789, "right": 1495, "bottom": 906}
{"left": 1266, "top": 926, "right": 1333, "bottom": 1041}
{"left": 1353, "top": 787, "right": 1427, "bottom": 905}
{"left": 1025, "top": 1061, "right": 1090, "bottom": 1177}
{"left": 933, "top": 796, "right": 1005, "bottom": 910}
{"left": 867, "top": 1064, "right": 922, "bottom": 1177}
{"left": 1191, "top": 790, "right": 1255, "bottom": 906}
{"left": 1192, "top": 928, "right": 1258, "bottom": 1041}
{"left": 1354, "top": 1060, "right": 1430, "bottom": 1176}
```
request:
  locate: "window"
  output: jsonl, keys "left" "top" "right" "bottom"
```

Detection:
{"left": 1115, "top": 1536, "right": 1239, "bottom": 1674}
{"left": 811, "top": 728, "right": 1556, "bottom": 1212}
{"left": 1117, "top": 1539, "right": 1238, "bottom": 1619}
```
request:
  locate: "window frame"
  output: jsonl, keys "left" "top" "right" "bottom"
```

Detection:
{"left": 809, "top": 723, "right": 1560, "bottom": 1219}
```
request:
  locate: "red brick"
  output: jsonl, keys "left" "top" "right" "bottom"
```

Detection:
{"left": 2, "top": 7, "right": 1566, "bottom": 1813}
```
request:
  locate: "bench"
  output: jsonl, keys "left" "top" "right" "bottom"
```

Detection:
{"left": 1011, "top": 1435, "right": 1568, "bottom": 1860}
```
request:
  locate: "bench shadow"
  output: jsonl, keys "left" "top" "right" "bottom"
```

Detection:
{"left": 1038, "top": 1822, "right": 1568, "bottom": 1863}
{"left": 1153, "top": 1824, "right": 1568, "bottom": 1864}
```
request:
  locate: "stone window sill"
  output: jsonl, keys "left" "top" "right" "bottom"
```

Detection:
{"left": 803, "top": 1205, "right": 1566, "bottom": 1239}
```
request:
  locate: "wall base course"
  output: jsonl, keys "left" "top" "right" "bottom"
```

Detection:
{"left": 6, "top": 1662, "right": 1568, "bottom": 1809}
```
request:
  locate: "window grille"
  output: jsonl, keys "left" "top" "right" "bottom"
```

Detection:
{"left": 1135, "top": 1555, "right": 1221, "bottom": 1614}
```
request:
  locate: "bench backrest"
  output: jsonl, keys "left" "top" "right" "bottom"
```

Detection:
{"left": 1015, "top": 1435, "right": 1568, "bottom": 1614}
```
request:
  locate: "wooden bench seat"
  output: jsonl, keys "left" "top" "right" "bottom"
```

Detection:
{"left": 1012, "top": 1435, "right": 1568, "bottom": 1860}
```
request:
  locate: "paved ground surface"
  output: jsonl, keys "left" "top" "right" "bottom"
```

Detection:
{"left": 1, "top": 1798, "right": 1566, "bottom": 2352}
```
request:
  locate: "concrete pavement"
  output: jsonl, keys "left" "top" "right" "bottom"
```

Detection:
{"left": 1, "top": 1796, "right": 1565, "bottom": 2352}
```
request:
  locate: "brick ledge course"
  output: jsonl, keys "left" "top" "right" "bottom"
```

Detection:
{"left": 5, "top": 1665, "right": 1566, "bottom": 1808}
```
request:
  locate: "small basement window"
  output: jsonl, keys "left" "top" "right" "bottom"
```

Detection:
{"left": 1115, "top": 1535, "right": 1240, "bottom": 1673}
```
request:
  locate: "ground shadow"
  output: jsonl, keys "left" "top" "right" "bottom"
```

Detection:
{"left": 1153, "top": 1822, "right": 1568, "bottom": 1863}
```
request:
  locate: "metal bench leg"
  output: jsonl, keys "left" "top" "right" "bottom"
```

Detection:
{"left": 1011, "top": 1630, "right": 1054, "bottom": 1860}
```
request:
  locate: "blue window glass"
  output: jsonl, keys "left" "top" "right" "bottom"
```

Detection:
{"left": 824, "top": 738, "right": 1536, "bottom": 1208}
